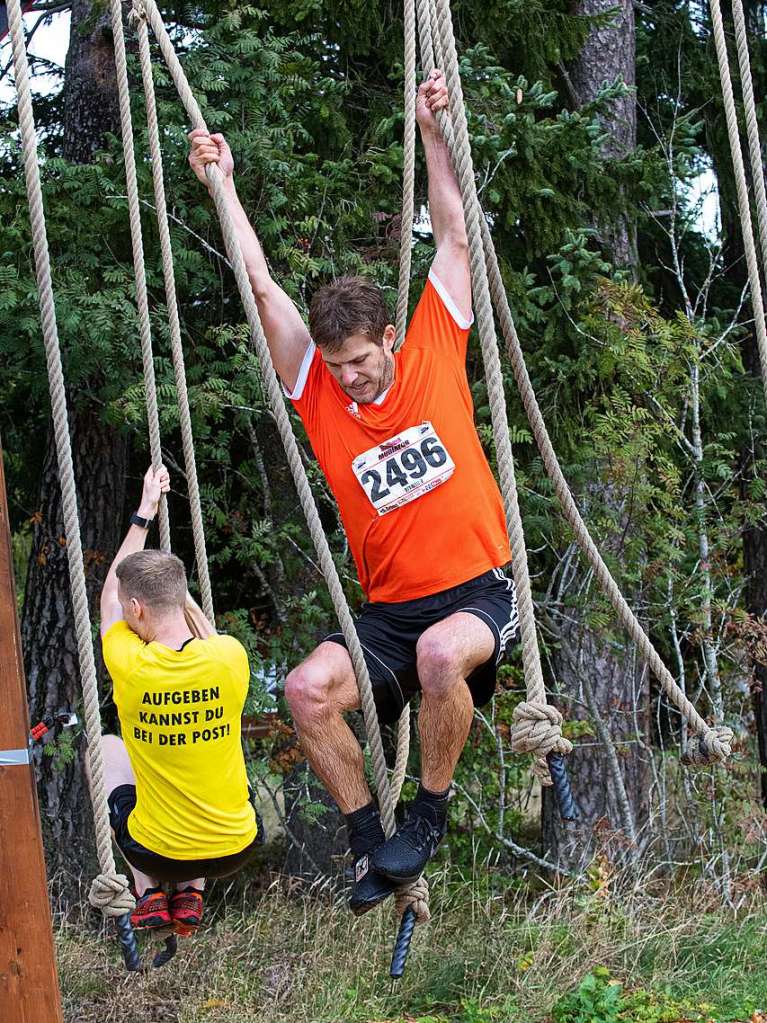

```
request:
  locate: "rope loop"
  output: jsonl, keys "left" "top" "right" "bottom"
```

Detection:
{"left": 511, "top": 700, "right": 573, "bottom": 761}
{"left": 394, "top": 876, "right": 430, "bottom": 923}
{"left": 681, "top": 725, "right": 734, "bottom": 767}
{"left": 88, "top": 872, "right": 136, "bottom": 917}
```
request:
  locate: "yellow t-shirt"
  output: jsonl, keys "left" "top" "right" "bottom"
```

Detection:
{"left": 102, "top": 621, "right": 257, "bottom": 860}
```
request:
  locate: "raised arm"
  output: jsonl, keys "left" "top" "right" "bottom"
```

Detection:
{"left": 188, "top": 131, "right": 311, "bottom": 391}
{"left": 100, "top": 466, "right": 169, "bottom": 636}
{"left": 417, "top": 70, "right": 471, "bottom": 322}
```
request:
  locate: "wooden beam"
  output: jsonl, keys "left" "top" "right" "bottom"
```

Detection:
{"left": 0, "top": 436, "right": 64, "bottom": 1023}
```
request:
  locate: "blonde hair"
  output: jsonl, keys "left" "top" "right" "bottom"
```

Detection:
{"left": 116, "top": 550, "right": 187, "bottom": 612}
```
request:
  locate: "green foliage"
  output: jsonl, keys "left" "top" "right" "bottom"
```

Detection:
{"left": 619, "top": 987, "right": 708, "bottom": 1023}
{"left": 553, "top": 968, "right": 623, "bottom": 1023}
{"left": 42, "top": 729, "right": 78, "bottom": 773}
{"left": 553, "top": 968, "right": 711, "bottom": 1023}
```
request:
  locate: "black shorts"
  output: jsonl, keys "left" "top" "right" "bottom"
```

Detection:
{"left": 326, "top": 567, "right": 519, "bottom": 725}
{"left": 108, "top": 785, "right": 258, "bottom": 883}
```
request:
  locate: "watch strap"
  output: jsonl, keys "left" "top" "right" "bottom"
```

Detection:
{"left": 129, "top": 512, "right": 154, "bottom": 530}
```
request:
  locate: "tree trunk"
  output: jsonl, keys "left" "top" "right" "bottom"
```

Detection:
{"left": 741, "top": 295, "right": 767, "bottom": 810}
{"left": 745, "top": 521, "right": 767, "bottom": 807}
{"left": 542, "top": 2, "right": 647, "bottom": 868}
{"left": 62, "top": 1, "right": 120, "bottom": 164}
{"left": 22, "top": 2, "right": 129, "bottom": 908}
{"left": 569, "top": 0, "right": 637, "bottom": 268}
{"left": 542, "top": 610, "right": 651, "bottom": 870}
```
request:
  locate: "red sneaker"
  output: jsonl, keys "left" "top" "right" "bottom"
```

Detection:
{"left": 130, "top": 889, "right": 171, "bottom": 930}
{"left": 169, "top": 887, "right": 204, "bottom": 937}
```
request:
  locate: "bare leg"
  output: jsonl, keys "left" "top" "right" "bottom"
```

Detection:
{"left": 285, "top": 641, "right": 369, "bottom": 814}
{"left": 175, "top": 878, "right": 205, "bottom": 891}
{"left": 87, "top": 734, "right": 160, "bottom": 897}
{"left": 416, "top": 613, "right": 495, "bottom": 792}
{"left": 371, "top": 613, "right": 497, "bottom": 883}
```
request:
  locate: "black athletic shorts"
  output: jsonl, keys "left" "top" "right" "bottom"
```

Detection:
{"left": 107, "top": 784, "right": 259, "bottom": 882}
{"left": 326, "top": 566, "right": 520, "bottom": 725}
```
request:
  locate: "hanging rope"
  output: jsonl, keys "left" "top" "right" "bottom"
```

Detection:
{"left": 133, "top": 10, "right": 214, "bottom": 623}
{"left": 388, "top": 0, "right": 418, "bottom": 801}
{"left": 730, "top": 0, "right": 767, "bottom": 342}
{"left": 394, "top": 0, "right": 418, "bottom": 352}
{"left": 107, "top": 0, "right": 170, "bottom": 552}
{"left": 418, "top": 0, "right": 562, "bottom": 782}
{"left": 422, "top": 0, "right": 732, "bottom": 765}
{"left": 708, "top": 0, "right": 767, "bottom": 404}
{"left": 134, "top": 0, "right": 429, "bottom": 923}
{"left": 6, "top": 0, "right": 134, "bottom": 920}
{"left": 416, "top": 0, "right": 573, "bottom": 782}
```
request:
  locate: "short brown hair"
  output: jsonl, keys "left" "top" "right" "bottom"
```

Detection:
{"left": 308, "top": 276, "right": 391, "bottom": 354}
{"left": 116, "top": 550, "right": 187, "bottom": 612}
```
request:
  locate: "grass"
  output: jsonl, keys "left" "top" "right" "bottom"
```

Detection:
{"left": 55, "top": 867, "right": 767, "bottom": 1023}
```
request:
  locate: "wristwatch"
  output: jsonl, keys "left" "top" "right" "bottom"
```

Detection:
{"left": 129, "top": 512, "right": 154, "bottom": 530}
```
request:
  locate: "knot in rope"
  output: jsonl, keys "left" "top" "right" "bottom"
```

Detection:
{"left": 511, "top": 701, "right": 573, "bottom": 759}
{"left": 395, "top": 875, "right": 430, "bottom": 924}
{"left": 681, "top": 725, "right": 733, "bottom": 767}
{"left": 88, "top": 872, "right": 136, "bottom": 917}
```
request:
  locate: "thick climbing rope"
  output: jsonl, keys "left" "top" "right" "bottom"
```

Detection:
{"left": 389, "top": 0, "right": 419, "bottom": 807}
{"left": 108, "top": 0, "right": 170, "bottom": 554}
{"left": 6, "top": 0, "right": 134, "bottom": 919}
{"left": 424, "top": 0, "right": 732, "bottom": 764}
{"left": 394, "top": 0, "right": 417, "bottom": 352}
{"left": 133, "top": 9, "right": 214, "bottom": 623}
{"left": 730, "top": 0, "right": 767, "bottom": 363}
{"left": 708, "top": 0, "right": 767, "bottom": 405}
{"left": 419, "top": 0, "right": 574, "bottom": 782}
{"left": 134, "top": 0, "right": 429, "bottom": 922}
{"left": 417, "top": 1, "right": 563, "bottom": 780}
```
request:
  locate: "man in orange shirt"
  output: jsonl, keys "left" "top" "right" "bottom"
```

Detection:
{"left": 189, "top": 70, "right": 518, "bottom": 913}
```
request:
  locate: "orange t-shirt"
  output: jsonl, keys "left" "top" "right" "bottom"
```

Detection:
{"left": 289, "top": 270, "right": 510, "bottom": 602}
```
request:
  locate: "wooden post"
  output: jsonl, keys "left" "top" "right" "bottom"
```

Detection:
{"left": 0, "top": 437, "right": 64, "bottom": 1022}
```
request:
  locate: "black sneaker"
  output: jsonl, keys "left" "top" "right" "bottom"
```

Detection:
{"left": 348, "top": 851, "right": 397, "bottom": 916}
{"left": 370, "top": 805, "right": 447, "bottom": 884}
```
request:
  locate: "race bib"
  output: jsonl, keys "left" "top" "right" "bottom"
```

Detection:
{"left": 352, "top": 422, "right": 455, "bottom": 516}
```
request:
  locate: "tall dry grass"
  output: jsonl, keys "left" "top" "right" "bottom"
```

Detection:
{"left": 55, "top": 861, "right": 767, "bottom": 1023}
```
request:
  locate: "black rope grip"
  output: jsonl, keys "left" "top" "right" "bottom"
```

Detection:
{"left": 152, "top": 934, "right": 178, "bottom": 969}
{"left": 547, "top": 751, "right": 578, "bottom": 822}
{"left": 115, "top": 913, "right": 141, "bottom": 972}
{"left": 390, "top": 905, "right": 417, "bottom": 980}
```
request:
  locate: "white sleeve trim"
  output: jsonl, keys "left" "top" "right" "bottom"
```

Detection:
{"left": 428, "top": 268, "right": 474, "bottom": 330}
{"left": 282, "top": 341, "right": 316, "bottom": 401}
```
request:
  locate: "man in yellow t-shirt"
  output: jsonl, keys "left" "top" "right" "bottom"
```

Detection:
{"left": 96, "top": 465, "right": 257, "bottom": 935}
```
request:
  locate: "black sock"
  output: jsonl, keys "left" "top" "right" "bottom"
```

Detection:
{"left": 345, "top": 800, "right": 385, "bottom": 859}
{"left": 413, "top": 783, "right": 450, "bottom": 828}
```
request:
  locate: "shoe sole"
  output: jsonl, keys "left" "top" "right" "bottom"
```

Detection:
{"left": 132, "top": 915, "right": 172, "bottom": 930}
{"left": 370, "top": 866, "right": 422, "bottom": 885}
{"left": 349, "top": 891, "right": 393, "bottom": 917}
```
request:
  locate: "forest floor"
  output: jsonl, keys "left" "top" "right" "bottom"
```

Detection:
{"left": 55, "top": 861, "right": 767, "bottom": 1023}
